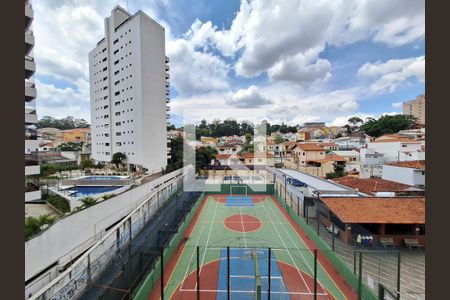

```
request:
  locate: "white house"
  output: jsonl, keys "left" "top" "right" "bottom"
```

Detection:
{"left": 367, "top": 136, "right": 422, "bottom": 162}
{"left": 334, "top": 137, "right": 365, "bottom": 150}
{"left": 332, "top": 150, "right": 360, "bottom": 172}
{"left": 382, "top": 160, "right": 425, "bottom": 187}
{"left": 217, "top": 143, "right": 243, "bottom": 155}
{"left": 360, "top": 148, "right": 384, "bottom": 165}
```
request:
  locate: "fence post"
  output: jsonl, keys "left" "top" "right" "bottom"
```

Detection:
{"left": 227, "top": 246, "right": 230, "bottom": 300}
{"left": 197, "top": 246, "right": 200, "bottom": 300}
{"left": 353, "top": 251, "right": 357, "bottom": 275}
{"left": 332, "top": 224, "right": 335, "bottom": 252}
{"left": 378, "top": 283, "right": 385, "bottom": 300}
{"left": 297, "top": 197, "right": 300, "bottom": 216}
{"left": 397, "top": 251, "right": 401, "bottom": 300}
{"left": 268, "top": 247, "right": 271, "bottom": 300}
{"left": 128, "top": 218, "right": 132, "bottom": 295}
{"left": 161, "top": 246, "right": 164, "bottom": 300}
{"left": 358, "top": 251, "right": 363, "bottom": 300}
{"left": 314, "top": 249, "right": 317, "bottom": 300}
{"left": 316, "top": 201, "right": 320, "bottom": 236}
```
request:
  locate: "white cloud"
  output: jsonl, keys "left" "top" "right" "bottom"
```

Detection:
{"left": 392, "top": 102, "right": 403, "bottom": 108}
{"left": 225, "top": 85, "right": 272, "bottom": 108}
{"left": 358, "top": 56, "right": 425, "bottom": 93}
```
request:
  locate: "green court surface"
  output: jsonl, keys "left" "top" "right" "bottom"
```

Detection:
{"left": 145, "top": 194, "right": 358, "bottom": 300}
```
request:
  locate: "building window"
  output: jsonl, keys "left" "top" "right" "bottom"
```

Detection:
{"left": 114, "top": 49, "right": 119, "bottom": 55}
{"left": 114, "top": 60, "right": 119, "bottom": 65}
{"left": 105, "top": 143, "right": 110, "bottom": 146}
{"left": 115, "top": 91, "right": 120, "bottom": 96}
{"left": 114, "top": 70, "right": 119, "bottom": 75}
{"left": 113, "top": 39, "right": 118, "bottom": 45}
{"left": 115, "top": 101, "right": 120, "bottom": 106}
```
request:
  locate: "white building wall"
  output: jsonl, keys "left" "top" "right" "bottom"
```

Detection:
{"left": 89, "top": 7, "right": 167, "bottom": 173}
{"left": 382, "top": 165, "right": 424, "bottom": 186}
{"left": 359, "top": 148, "right": 384, "bottom": 165}
{"left": 367, "top": 142, "right": 422, "bottom": 162}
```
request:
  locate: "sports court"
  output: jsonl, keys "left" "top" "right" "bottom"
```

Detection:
{"left": 145, "top": 188, "right": 358, "bottom": 300}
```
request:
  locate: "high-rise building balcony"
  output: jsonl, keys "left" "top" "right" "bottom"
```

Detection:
{"left": 166, "top": 113, "right": 170, "bottom": 119}
{"left": 166, "top": 97, "right": 170, "bottom": 103}
{"left": 25, "top": 81, "right": 36, "bottom": 101}
{"left": 165, "top": 65, "right": 169, "bottom": 71}
{"left": 25, "top": 108, "right": 38, "bottom": 124}
{"left": 25, "top": 29, "right": 34, "bottom": 55}
{"left": 165, "top": 56, "right": 170, "bottom": 63}
{"left": 165, "top": 89, "right": 169, "bottom": 96}
{"left": 166, "top": 121, "right": 171, "bottom": 126}
{"left": 25, "top": 2, "right": 33, "bottom": 29}
{"left": 165, "top": 73, "right": 170, "bottom": 79}
{"left": 25, "top": 56, "right": 36, "bottom": 78}
{"left": 166, "top": 106, "right": 170, "bottom": 111}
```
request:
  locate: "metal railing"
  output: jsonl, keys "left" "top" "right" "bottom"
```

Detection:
{"left": 28, "top": 168, "right": 193, "bottom": 300}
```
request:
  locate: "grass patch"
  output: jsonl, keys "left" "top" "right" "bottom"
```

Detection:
{"left": 47, "top": 194, "right": 70, "bottom": 213}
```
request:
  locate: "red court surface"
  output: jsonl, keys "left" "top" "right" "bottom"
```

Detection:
{"left": 224, "top": 214, "right": 262, "bottom": 232}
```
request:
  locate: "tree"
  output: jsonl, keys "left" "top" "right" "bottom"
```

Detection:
{"left": 325, "top": 163, "right": 346, "bottom": 179}
{"left": 348, "top": 116, "right": 363, "bottom": 127}
{"left": 37, "top": 116, "right": 90, "bottom": 130}
{"left": 111, "top": 152, "right": 127, "bottom": 168}
{"left": 80, "top": 159, "right": 95, "bottom": 170}
{"left": 359, "top": 114, "right": 416, "bottom": 137}
{"left": 57, "top": 142, "right": 82, "bottom": 152}
{"left": 195, "top": 146, "right": 218, "bottom": 172}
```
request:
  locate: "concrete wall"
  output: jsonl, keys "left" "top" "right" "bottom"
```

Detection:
{"left": 367, "top": 142, "right": 422, "bottom": 162}
{"left": 382, "top": 165, "right": 424, "bottom": 186}
{"left": 25, "top": 166, "right": 191, "bottom": 283}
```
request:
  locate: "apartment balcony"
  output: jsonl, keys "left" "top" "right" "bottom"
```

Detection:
{"left": 25, "top": 108, "right": 38, "bottom": 124}
{"left": 25, "top": 165, "right": 40, "bottom": 176}
{"left": 165, "top": 56, "right": 170, "bottom": 63}
{"left": 25, "top": 183, "right": 41, "bottom": 202}
{"left": 165, "top": 65, "right": 170, "bottom": 71}
{"left": 25, "top": 29, "right": 34, "bottom": 55}
{"left": 25, "top": 140, "right": 40, "bottom": 154}
{"left": 166, "top": 106, "right": 170, "bottom": 111}
{"left": 25, "top": 56, "right": 36, "bottom": 78}
{"left": 25, "top": 81, "right": 36, "bottom": 101}
{"left": 166, "top": 113, "right": 170, "bottom": 119}
{"left": 165, "top": 89, "right": 170, "bottom": 96}
{"left": 165, "top": 73, "right": 170, "bottom": 79}
{"left": 166, "top": 97, "right": 170, "bottom": 103}
{"left": 166, "top": 121, "right": 171, "bottom": 126}
{"left": 165, "top": 81, "right": 169, "bottom": 88}
{"left": 25, "top": 2, "right": 33, "bottom": 29}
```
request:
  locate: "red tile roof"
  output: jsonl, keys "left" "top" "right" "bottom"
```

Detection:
{"left": 332, "top": 176, "right": 413, "bottom": 195}
{"left": 294, "top": 143, "right": 325, "bottom": 151}
{"left": 387, "top": 160, "right": 425, "bottom": 170}
{"left": 241, "top": 152, "right": 275, "bottom": 158}
{"left": 215, "top": 154, "right": 231, "bottom": 160}
{"left": 313, "top": 154, "right": 346, "bottom": 163}
{"left": 321, "top": 197, "right": 425, "bottom": 224}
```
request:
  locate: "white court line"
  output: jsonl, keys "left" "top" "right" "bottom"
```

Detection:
{"left": 260, "top": 198, "right": 312, "bottom": 293}
{"left": 180, "top": 196, "right": 214, "bottom": 290}
{"left": 266, "top": 198, "right": 332, "bottom": 296}
{"left": 178, "top": 288, "right": 328, "bottom": 296}
{"left": 239, "top": 207, "right": 248, "bottom": 248}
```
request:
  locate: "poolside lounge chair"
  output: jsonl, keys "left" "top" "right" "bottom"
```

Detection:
{"left": 404, "top": 238, "right": 424, "bottom": 249}
{"left": 379, "top": 237, "right": 398, "bottom": 248}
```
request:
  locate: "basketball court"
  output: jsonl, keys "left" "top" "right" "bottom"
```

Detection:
{"left": 145, "top": 190, "right": 359, "bottom": 300}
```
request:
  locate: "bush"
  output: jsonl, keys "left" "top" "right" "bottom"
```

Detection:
{"left": 102, "top": 194, "right": 114, "bottom": 200}
{"left": 47, "top": 195, "right": 70, "bottom": 213}
{"left": 80, "top": 197, "right": 96, "bottom": 207}
{"left": 25, "top": 214, "right": 56, "bottom": 240}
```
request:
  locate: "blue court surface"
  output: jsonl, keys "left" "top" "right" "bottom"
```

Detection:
{"left": 226, "top": 196, "right": 254, "bottom": 206}
{"left": 217, "top": 248, "right": 289, "bottom": 300}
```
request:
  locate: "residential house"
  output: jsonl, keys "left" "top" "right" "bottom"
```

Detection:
{"left": 334, "top": 137, "right": 365, "bottom": 150}
{"left": 61, "top": 128, "right": 91, "bottom": 145}
{"left": 316, "top": 142, "right": 339, "bottom": 152}
{"left": 263, "top": 141, "right": 286, "bottom": 160}
{"left": 200, "top": 136, "right": 219, "bottom": 146}
{"left": 367, "top": 134, "right": 422, "bottom": 162}
{"left": 292, "top": 143, "right": 326, "bottom": 167}
{"left": 319, "top": 197, "right": 425, "bottom": 245}
{"left": 331, "top": 150, "right": 360, "bottom": 172}
{"left": 215, "top": 154, "right": 242, "bottom": 166}
{"left": 37, "top": 127, "right": 62, "bottom": 141}
{"left": 217, "top": 143, "right": 243, "bottom": 155}
{"left": 241, "top": 152, "right": 275, "bottom": 166}
{"left": 382, "top": 160, "right": 425, "bottom": 187}
{"left": 332, "top": 176, "right": 424, "bottom": 197}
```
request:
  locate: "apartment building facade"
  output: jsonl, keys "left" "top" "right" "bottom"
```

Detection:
{"left": 25, "top": 0, "right": 41, "bottom": 202}
{"left": 89, "top": 6, "right": 169, "bottom": 174}
{"left": 403, "top": 94, "right": 425, "bottom": 125}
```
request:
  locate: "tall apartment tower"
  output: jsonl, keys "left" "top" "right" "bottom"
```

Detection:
{"left": 89, "top": 6, "right": 169, "bottom": 174}
{"left": 25, "top": 0, "right": 41, "bottom": 201}
{"left": 403, "top": 94, "right": 425, "bottom": 125}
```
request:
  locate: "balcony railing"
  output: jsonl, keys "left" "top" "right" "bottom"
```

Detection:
{"left": 25, "top": 2, "right": 33, "bottom": 29}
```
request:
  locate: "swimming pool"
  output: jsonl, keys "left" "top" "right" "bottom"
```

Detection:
{"left": 64, "top": 185, "right": 123, "bottom": 197}
{"left": 82, "top": 176, "right": 123, "bottom": 181}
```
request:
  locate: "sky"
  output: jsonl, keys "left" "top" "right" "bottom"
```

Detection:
{"left": 32, "top": 0, "right": 425, "bottom": 127}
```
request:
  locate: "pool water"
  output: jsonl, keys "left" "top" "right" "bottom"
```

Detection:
{"left": 65, "top": 185, "right": 123, "bottom": 197}
{"left": 82, "top": 176, "right": 122, "bottom": 181}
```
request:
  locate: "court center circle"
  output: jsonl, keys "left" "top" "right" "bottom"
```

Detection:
{"left": 224, "top": 214, "right": 262, "bottom": 232}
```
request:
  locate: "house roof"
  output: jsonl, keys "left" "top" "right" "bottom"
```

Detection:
{"left": 332, "top": 150, "right": 359, "bottom": 157}
{"left": 318, "top": 143, "right": 338, "bottom": 147}
{"left": 215, "top": 154, "right": 231, "bottom": 160}
{"left": 312, "top": 154, "right": 347, "bottom": 164}
{"left": 331, "top": 176, "right": 414, "bottom": 195}
{"left": 241, "top": 152, "right": 275, "bottom": 158}
{"left": 294, "top": 143, "right": 325, "bottom": 151}
{"left": 61, "top": 128, "right": 91, "bottom": 133}
{"left": 372, "top": 134, "right": 419, "bottom": 143}
{"left": 321, "top": 197, "right": 425, "bottom": 224}
{"left": 387, "top": 160, "right": 425, "bottom": 170}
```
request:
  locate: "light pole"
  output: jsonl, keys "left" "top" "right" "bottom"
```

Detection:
{"left": 313, "top": 190, "right": 321, "bottom": 236}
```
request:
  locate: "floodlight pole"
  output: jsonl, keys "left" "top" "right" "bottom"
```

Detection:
{"left": 314, "top": 249, "right": 317, "bottom": 300}
{"left": 227, "top": 246, "right": 230, "bottom": 300}
{"left": 332, "top": 223, "right": 335, "bottom": 252}
{"left": 268, "top": 247, "right": 271, "bottom": 300}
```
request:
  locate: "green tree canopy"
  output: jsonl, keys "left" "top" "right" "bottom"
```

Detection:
{"left": 37, "top": 116, "right": 90, "bottom": 130}
{"left": 111, "top": 152, "right": 127, "bottom": 167}
{"left": 359, "top": 114, "right": 416, "bottom": 137}
{"left": 57, "top": 142, "right": 82, "bottom": 152}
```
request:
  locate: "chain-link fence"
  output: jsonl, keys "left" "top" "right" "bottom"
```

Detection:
{"left": 29, "top": 172, "right": 201, "bottom": 300}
